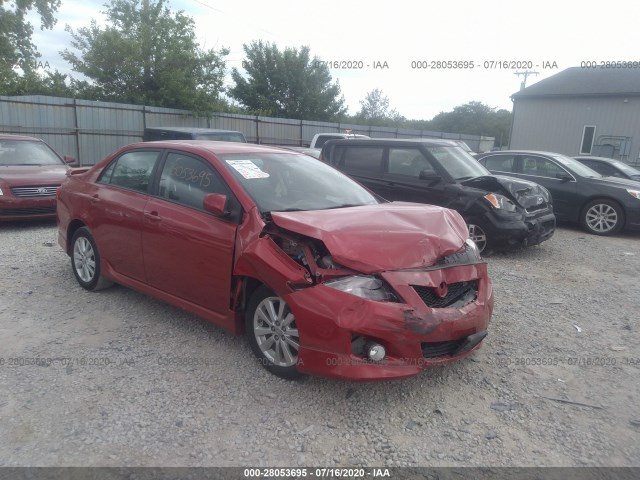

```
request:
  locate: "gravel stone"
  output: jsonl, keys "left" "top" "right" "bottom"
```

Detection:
{"left": 0, "top": 223, "right": 639, "bottom": 467}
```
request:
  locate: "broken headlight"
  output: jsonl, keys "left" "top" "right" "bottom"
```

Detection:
{"left": 484, "top": 193, "right": 516, "bottom": 212}
{"left": 325, "top": 275, "right": 399, "bottom": 302}
{"left": 430, "top": 239, "right": 483, "bottom": 269}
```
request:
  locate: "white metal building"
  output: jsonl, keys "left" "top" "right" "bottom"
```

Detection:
{"left": 509, "top": 67, "right": 640, "bottom": 166}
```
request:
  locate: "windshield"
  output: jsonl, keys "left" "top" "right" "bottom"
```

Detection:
{"left": 610, "top": 159, "right": 640, "bottom": 176}
{"left": 426, "top": 146, "right": 489, "bottom": 180}
{"left": 220, "top": 152, "right": 379, "bottom": 213}
{"left": 552, "top": 154, "right": 602, "bottom": 178}
{"left": 0, "top": 140, "right": 63, "bottom": 166}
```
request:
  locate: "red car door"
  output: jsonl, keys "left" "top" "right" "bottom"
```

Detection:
{"left": 142, "top": 151, "right": 238, "bottom": 314}
{"left": 91, "top": 150, "right": 161, "bottom": 281}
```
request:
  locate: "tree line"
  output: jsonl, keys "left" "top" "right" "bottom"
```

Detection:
{"left": 0, "top": 0, "right": 511, "bottom": 146}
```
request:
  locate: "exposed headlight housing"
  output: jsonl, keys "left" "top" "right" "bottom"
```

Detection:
{"left": 325, "top": 275, "right": 399, "bottom": 302}
{"left": 484, "top": 193, "right": 516, "bottom": 212}
{"left": 626, "top": 189, "right": 640, "bottom": 200}
{"left": 429, "top": 238, "right": 483, "bottom": 269}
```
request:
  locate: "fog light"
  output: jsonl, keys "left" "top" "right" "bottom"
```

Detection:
{"left": 367, "top": 343, "right": 386, "bottom": 362}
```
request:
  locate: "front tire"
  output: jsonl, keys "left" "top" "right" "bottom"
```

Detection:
{"left": 580, "top": 199, "right": 624, "bottom": 235}
{"left": 467, "top": 223, "right": 488, "bottom": 254}
{"left": 71, "top": 227, "right": 114, "bottom": 291}
{"left": 245, "top": 286, "right": 304, "bottom": 380}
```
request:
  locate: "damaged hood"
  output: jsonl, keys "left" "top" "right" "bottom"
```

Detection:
{"left": 270, "top": 202, "right": 468, "bottom": 274}
{"left": 462, "top": 175, "right": 550, "bottom": 209}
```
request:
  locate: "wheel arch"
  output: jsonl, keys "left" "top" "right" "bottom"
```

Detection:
{"left": 66, "top": 219, "right": 87, "bottom": 254}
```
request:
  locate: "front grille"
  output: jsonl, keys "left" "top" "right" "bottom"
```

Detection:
{"left": 0, "top": 207, "right": 56, "bottom": 216}
{"left": 412, "top": 281, "right": 478, "bottom": 308}
{"left": 11, "top": 185, "right": 60, "bottom": 197}
{"left": 525, "top": 202, "right": 549, "bottom": 214}
{"left": 421, "top": 339, "right": 467, "bottom": 358}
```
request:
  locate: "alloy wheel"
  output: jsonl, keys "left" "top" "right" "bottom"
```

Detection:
{"left": 585, "top": 203, "right": 618, "bottom": 233}
{"left": 253, "top": 296, "right": 299, "bottom": 367}
{"left": 73, "top": 236, "right": 96, "bottom": 283}
{"left": 468, "top": 224, "right": 487, "bottom": 253}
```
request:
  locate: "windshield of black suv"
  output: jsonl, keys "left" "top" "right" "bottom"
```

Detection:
{"left": 0, "top": 140, "right": 64, "bottom": 166}
{"left": 552, "top": 154, "right": 602, "bottom": 178}
{"left": 220, "top": 152, "right": 379, "bottom": 213}
{"left": 426, "top": 146, "right": 489, "bottom": 180}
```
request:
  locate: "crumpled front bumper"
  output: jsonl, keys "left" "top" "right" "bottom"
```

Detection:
{"left": 284, "top": 263, "right": 493, "bottom": 380}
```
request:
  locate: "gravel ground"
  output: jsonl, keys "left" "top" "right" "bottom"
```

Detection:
{"left": 0, "top": 221, "right": 639, "bottom": 467}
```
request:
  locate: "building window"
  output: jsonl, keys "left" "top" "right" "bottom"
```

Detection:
{"left": 580, "top": 126, "right": 596, "bottom": 155}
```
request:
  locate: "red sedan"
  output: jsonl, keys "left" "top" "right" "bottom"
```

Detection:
{"left": 0, "top": 135, "right": 75, "bottom": 221}
{"left": 57, "top": 141, "right": 494, "bottom": 380}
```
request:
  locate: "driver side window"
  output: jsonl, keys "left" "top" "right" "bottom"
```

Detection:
{"left": 388, "top": 148, "right": 435, "bottom": 178}
{"left": 158, "top": 153, "right": 230, "bottom": 212}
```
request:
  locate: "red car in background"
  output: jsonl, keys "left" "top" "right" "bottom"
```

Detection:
{"left": 0, "top": 135, "right": 75, "bottom": 221}
{"left": 57, "top": 142, "right": 494, "bottom": 380}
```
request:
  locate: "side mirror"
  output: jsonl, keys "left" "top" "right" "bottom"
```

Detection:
{"left": 419, "top": 170, "right": 442, "bottom": 184}
{"left": 63, "top": 156, "right": 76, "bottom": 164}
{"left": 555, "top": 172, "right": 572, "bottom": 182}
{"left": 203, "top": 193, "right": 228, "bottom": 217}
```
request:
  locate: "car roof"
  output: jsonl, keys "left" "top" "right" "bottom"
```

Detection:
{"left": 478, "top": 150, "right": 569, "bottom": 157}
{"left": 129, "top": 140, "right": 299, "bottom": 155}
{"left": 0, "top": 134, "right": 45, "bottom": 142}
{"left": 323, "top": 138, "right": 460, "bottom": 146}
{"left": 144, "top": 127, "right": 242, "bottom": 134}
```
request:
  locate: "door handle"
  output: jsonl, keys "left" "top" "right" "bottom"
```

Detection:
{"left": 90, "top": 194, "right": 99, "bottom": 204}
{"left": 144, "top": 211, "right": 161, "bottom": 221}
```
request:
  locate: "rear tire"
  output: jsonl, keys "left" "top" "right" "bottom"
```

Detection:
{"left": 245, "top": 286, "right": 305, "bottom": 380}
{"left": 580, "top": 199, "right": 624, "bottom": 235}
{"left": 71, "top": 227, "right": 114, "bottom": 291}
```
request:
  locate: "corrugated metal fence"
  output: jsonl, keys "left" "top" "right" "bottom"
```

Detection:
{"left": 0, "top": 95, "right": 495, "bottom": 165}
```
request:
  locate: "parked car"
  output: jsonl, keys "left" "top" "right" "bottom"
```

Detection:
{"left": 0, "top": 134, "right": 75, "bottom": 221}
{"left": 57, "top": 141, "right": 493, "bottom": 381}
{"left": 320, "top": 138, "right": 556, "bottom": 253}
{"left": 309, "top": 132, "right": 370, "bottom": 149}
{"left": 476, "top": 150, "right": 640, "bottom": 235}
{"left": 574, "top": 156, "right": 640, "bottom": 182}
{"left": 143, "top": 127, "right": 247, "bottom": 143}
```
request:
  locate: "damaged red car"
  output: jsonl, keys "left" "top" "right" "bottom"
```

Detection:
{"left": 57, "top": 142, "right": 494, "bottom": 380}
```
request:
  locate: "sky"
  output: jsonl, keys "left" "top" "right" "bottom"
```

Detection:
{"left": 28, "top": 0, "right": 640, "bottom": 120}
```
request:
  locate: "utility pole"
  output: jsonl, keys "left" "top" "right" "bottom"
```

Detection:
{"left": 514, "top": 70, "right": 539, "bottom": 90}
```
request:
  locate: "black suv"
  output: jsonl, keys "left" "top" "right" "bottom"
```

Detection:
{"left": 143, "top": 127, "right": 247, "bottom": 143}
{"left": 320, "top": 138, "right": 556, "bottom": 253}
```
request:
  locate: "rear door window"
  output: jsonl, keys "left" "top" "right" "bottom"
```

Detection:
{"left": 99, "top": 150, "right": 160, "bottom": 193}
{"left": 483, "top": 155, "right": 515, "bottom": 173}
{"left": 338, "top": 146, "right": 384, "bottom": 173}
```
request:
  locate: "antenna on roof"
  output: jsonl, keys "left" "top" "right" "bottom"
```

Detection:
{"left": 514, "top": 70, "right": 539, "bottom": 90}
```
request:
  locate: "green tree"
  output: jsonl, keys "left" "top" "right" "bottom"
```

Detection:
{"left": 353, "top": 89, "right": 404, "bottom": 126}
{"left": 61, "top": 0, "right": 228, "bottom": 112}
{"left": 230, "top": 41, "right": 347, "bottom": 121}
{"left": 0, "top": 0, "right": 61, "bottom": 88}
{"left": 429, "top": 101, "right": 512, "bottom": 145}
{"left": 1, "top": 70, "right": 75, "bottom": 97}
